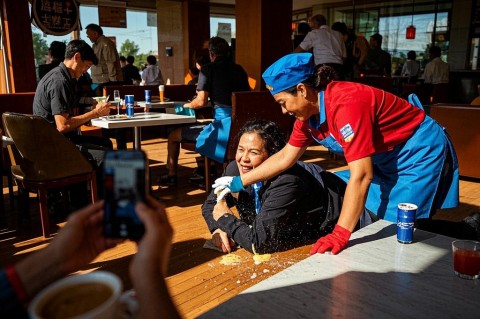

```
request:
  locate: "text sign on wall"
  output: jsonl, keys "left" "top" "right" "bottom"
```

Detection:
{"left": 32, "top": 0, "right": 80, "bottom": 36}
{"left": 99, "top": 6, "right": 127, "bottom": 28}
{"left": 217, "top": 23, "right": 231, "bottom": 43}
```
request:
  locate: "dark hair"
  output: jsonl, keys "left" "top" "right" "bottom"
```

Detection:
{"left": 85, "top": 23, "right": 103, "bottom": 36}
{"left": 120, "top": 56, "right": 126, "bottom": 62}
{"left": 147, "top": 55, "right": 157, "bottom": 65}
{"left": 429, "top": 45, "right": 441, "bottom": 58}
{"left": 126, "top": 55, "right": 135, "bottom": 64}
{"left": 49, "top": 41, "right": 66, "bottom": 61}
{"left": 237, "top": 119, "right": 286, "bottom": 156}
{"left": 310, "top": 14, "right": 326, "bottom": 26}
{"left": 297, "top": 22, "right": 311, "bottom": 35}
{"left": 407, "top": 50, "right": 416, "bottom": 60}
{"left": 331, "top": 22, "right": 348, "bottom": 35}
{"left": 208, "top": 36, "right": 230, "bottom": 57}
{"left": 284, "top": 65, "right": 339, "bottom": 95}
{"left": 65, "top": 40, "right": 98, "bottom": 65}
{"left": 371, "top": 33, "right": 383, "bottom": 46}
{"left": 196, "top": 55, "right": 210, "bottom": 67}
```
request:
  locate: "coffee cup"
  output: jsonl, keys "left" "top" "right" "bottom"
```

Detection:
{"left": 28, "top": 271, "right": 122, "bottom": 319}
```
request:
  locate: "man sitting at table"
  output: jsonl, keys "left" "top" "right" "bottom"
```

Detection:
{"left": 202, "top": 120, "right": 375, "bottom": 254}
{"left": 33, "top": 39, "right": 113, "bottom": 205}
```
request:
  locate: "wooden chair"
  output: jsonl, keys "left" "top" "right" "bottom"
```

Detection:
{"left": 183, "top": 91, "right": 294, "bottom": 192}
{"left": 2, "top": 112, "right": 97, "bottom": 237}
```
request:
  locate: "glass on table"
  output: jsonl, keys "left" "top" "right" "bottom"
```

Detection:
{"left": 452, "top": 240, "right": 480, "bottom": 279}
{"left": 113, "top": 90, "right": 121, "bottom": 115}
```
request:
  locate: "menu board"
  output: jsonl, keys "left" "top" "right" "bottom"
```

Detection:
{"left": 31, "top": 0, "right": 80, "bottom": 36}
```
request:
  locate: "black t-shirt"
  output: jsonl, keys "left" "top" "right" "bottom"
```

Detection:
{"left": 122, "top": 64, "right": 141, "bottom": 85}
{"left": 33, "top": 63, "right": 77, "bottom": 125}
{"left": 196, "top": 56, "right": 250, "bottom": 106}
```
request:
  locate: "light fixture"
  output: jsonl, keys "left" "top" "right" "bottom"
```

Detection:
{"left": 406, "top": 0, "right": 416, "bottom": 39}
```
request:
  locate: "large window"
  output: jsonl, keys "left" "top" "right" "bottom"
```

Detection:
{"left": 31, "top": 5, "right": 158, "bottom": 75}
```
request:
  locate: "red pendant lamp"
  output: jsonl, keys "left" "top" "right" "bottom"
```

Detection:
{"left": 406, "top": 0, "right": 416, "bottom": 39}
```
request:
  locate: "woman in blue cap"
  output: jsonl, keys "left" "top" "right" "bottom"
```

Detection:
{"left": 213, "top": 52, "right": 461, "bottom": 255}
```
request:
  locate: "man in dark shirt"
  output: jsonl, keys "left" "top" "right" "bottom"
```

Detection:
{"left": 122, "top": 55, "right": 141, "bottom": 85}
{"left": 364, "top": 33, "right": 392, "bottom": 76}
{"left": 33, "top": 40, "right": 113, "bottom": 204}
{"left": 160, "top": 36, "right": 251, "bottom": 186}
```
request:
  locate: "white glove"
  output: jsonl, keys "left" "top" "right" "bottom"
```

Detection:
{"left": 214, "top": 185, "right": 232, "bottom": 202}
{"left": 212, "top": 176, "right": 234, "bottom": 189}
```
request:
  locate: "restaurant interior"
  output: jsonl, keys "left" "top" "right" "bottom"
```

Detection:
{"left": 1, "top": 0, "right": 480, "bottom": 318}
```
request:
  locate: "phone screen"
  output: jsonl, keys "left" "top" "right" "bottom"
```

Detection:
{"left": 103, "top": 150, "right": 147, "bottom": 240}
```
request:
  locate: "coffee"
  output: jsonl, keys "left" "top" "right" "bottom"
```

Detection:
{"left": 38, "top": 282, "right": 112, "bottom": 318}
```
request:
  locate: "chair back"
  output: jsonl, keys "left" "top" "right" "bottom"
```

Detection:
{"left": 227, "top": 91, "right": 295, "bottom": 161}
{"left": 2, "top": 112, "right": 93, "bottom": 181}
{"left": 0, "top": 92, "right": 36, "bottom": 129}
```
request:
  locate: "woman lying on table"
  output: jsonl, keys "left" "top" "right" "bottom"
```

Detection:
{"left": 202, "top": 119, "right": 374, "bottom": 254}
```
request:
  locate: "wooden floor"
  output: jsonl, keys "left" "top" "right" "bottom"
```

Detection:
{"left": 2, "top": 133, "right": 480, "bottom": 318}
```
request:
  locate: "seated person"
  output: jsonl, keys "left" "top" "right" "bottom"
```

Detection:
{"left": 202, "top": 120, "right": 374, "bottom": 254}
{"left": 141, "top": 55, "right": 165, "bottom": 86}
{"left": 401, "top": 50, "right": 420, "bottom": 84}
{"left": 33, "top": 40, "right": 113, "bottom": 168}
{"left": 0, "top": 197, "right": 180, "bottom": 318}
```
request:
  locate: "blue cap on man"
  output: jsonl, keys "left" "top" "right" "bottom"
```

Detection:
{"left": 262, "top": 53, "right": 315, "bottom": 95}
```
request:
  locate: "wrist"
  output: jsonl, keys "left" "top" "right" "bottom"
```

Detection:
{"left": 230, "top": 176, "right": 245, "bottom": 192}
{"left": 5, "top": 264, "right": 29, "bottom": 303}
{"left": 333, "top": 224, "right": 352, "bottom": 241}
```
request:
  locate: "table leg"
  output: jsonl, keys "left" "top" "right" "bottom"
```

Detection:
{"left": 134, "top": 127, "right": 142, "bottom": 149}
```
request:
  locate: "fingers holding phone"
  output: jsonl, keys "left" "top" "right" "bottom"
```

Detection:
{"left": 103, "top": 150, "right": 148, "bottom": 240}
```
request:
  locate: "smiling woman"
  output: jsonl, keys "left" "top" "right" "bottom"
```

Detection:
{"left": 202, "top": 119, "right": 363, "bottom": 255}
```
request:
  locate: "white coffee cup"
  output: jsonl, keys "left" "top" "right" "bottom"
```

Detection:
{"left": 28, "top": 271, "right": 122, "bottom": 319}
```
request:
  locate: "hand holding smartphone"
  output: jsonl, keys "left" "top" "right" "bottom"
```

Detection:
{"left": 103, "top": 150, "right": 148, "bottom": 240}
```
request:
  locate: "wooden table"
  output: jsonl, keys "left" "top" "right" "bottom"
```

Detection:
{"left": 91, "top": 113, "right": 196, "bottom": 149}
{"left": 201, "top": 220, "right": 480, "bottom": 319}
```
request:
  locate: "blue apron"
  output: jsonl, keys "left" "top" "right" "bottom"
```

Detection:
{"left": 308, "top": 91, "right": 344, "bottom": 154}
{"left": 334, "top": 95, "right": 459, "bottom": 222}
{"left": 195, "top": 106, "right": 232, "bottom": 163}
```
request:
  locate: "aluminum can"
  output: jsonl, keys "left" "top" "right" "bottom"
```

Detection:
{"left": 397, "top": 203, "right": 417, "bottom": 244}
{"left": 125, "top": 95, "right": 135, "bottom": 117}
{"left": 144, "top": 90, "right": 151, "bottom": 104}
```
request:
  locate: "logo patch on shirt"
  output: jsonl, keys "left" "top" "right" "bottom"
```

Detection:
{"left": 340, "top": 123, "right": 354, "bottom": 142}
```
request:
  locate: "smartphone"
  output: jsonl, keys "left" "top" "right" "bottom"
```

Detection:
{"left": 103, "top": 150, "right": 148, "bottom": 240}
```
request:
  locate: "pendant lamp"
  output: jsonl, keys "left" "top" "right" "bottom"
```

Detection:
{"left": 406, "top": 0, "right": 416, "bottom": 39}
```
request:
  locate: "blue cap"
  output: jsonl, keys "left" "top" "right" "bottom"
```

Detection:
{"left": 262, "top": 53, "right": 315, "bottom": 95}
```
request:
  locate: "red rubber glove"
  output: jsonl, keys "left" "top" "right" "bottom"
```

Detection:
{"left": 310, "top": 224, "right": 352, "bottom": 255}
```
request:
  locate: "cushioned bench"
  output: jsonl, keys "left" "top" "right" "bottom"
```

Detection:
{"left": 429, "top": 104, "right": 480, "bottom": 179}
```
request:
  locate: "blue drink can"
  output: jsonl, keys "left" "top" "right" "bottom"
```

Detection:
{"left": 397, "top": 203, "right": 417, "bottom": 244}
{"left": 144, "top": 90, "right": 151, "bottom": 104}
{"left": 125, "top": 95, "right": 135, "bottom": 118}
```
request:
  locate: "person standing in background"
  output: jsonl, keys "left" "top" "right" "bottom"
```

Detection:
{"left": 141, "top": 55, "right": 165, "bottom": 86}
{"left": 364, "top": 33, "right": 392, "bottom": 76}
{"left": 122, "top": 55, "right": 142, "bottom": 85}
{"left": 401, "top": 50, "right": 420, "bottom": 83}
{"left": 85, "top": 24, "right": 123, "bottom": 95}
{"left": 292, "top": 22, "right": 311, "bottom": 50}
{"left": 119, "top": 55, "right": 127, "bottom": 68}
{"left": 294, "top": 14, "right": 346, "bottom": 79}
{"left": 37, "top": 41, "right": 66, "bottom": 81}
